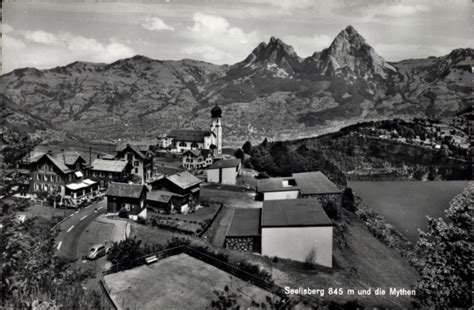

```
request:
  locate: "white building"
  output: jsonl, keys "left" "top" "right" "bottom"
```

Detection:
{"left": 159, "top": 105, "right": 223, "bottom": 155}
{"left": 260, "top": 199, "right": 333, "bottom": 268}
{"left": 206, "top": 159, "right": 241, "bottom": 185}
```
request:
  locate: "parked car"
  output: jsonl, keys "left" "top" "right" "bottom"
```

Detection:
{"left": 87, "top": 244, "right": 106, "bottom": 260}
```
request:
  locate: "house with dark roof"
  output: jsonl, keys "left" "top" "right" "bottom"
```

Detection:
{"left": 225, "top": 199, "right": 333, "bottom": 268}
{"left": 116, "top": 144, "right": 153, "bottom": 184}
{"left": 256, "top": 171, "right": 342, "bottom": 208}
{"left": 224, "top": 208, "right": 261, "bottom": 253}
{"left": 149, "top": 171, "right": 202, "bottom": 213}
{"left": 261, "top": 199, "right": 333, "bottom": 267}
{"left": 182, "top": 149, "right": 213, "bottom": 170}
{"left": 206, "top": 159, "right": 241, "bottom": 185}
{"left": 24, "top": 151, "right": 88, "bottom": 195}
{"left": 146, "top": 190, "right": 186, "bottom": 214}
{"left": 90, "top": 158, "right": 132, "bottom": 188}
{"left": 106, "top": 182, "right": 148, "bottom": 221}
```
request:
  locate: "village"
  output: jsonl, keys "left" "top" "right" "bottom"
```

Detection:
{"left": 4, "top": 104, "right": 350, "bottom": 308}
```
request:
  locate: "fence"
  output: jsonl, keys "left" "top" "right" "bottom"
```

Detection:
{"left": 102, "top": 244, "right": 303, "bottom": 308}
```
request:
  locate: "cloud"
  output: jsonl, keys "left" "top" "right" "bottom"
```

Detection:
{"left": 24, "top": 30, "right": 61, "bottom": 45}
{"left": 180, "top": 12, "right": 260, "bottom": 64}
{"left": 375, "top": 43, "right": 453, "bottom": 61}
{"left": 333, "top": 2, "right": 431, "bottom": 20}
{"left": 2, "top": 23, "right": 14, "bottom": 34}
{"left": 142, "top": 16, "right": 174, "bottom": 31}
{"left": 283, "top": 34, "right": 332, "bottom": 57}
{"left": 3, "top": 29, "right": 135, "bottom": 73}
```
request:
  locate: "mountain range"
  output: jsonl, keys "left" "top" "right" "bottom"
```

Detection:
{"left": 1, "top": 25, "right": 472, "bottom": 145}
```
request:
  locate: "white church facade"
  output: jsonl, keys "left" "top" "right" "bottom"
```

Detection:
{"left": 159, "top": 105, "right": 223, "bottom": 156}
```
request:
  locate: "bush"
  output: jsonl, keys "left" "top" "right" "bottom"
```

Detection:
{"left": 304, "top": 248, "right": 317, "bottom": 270}
{"left": 323, "top": 201, "right": 340, "bottom": 220}
{"left": 341, "top": 188, "right": 356, "bottom": 212}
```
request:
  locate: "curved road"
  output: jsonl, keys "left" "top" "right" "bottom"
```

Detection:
{"left": 56, "top": 199, "right": 106, "bottom": 259}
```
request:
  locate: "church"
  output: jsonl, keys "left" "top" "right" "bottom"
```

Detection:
{"left": 159, "top": 105, "right": 223, "bottom": 156}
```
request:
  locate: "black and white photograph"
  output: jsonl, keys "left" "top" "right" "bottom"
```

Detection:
{"left": 0, "top": 0, "right": 472, "bottom": 308}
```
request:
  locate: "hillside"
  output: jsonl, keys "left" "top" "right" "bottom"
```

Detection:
{"left": 246, "top": 119, "right": 470, "bottom": 181}
{"left": 1, "top": 26, "right": 472, "bottom": 144}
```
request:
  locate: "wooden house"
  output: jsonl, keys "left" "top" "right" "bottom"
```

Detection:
{"left": 106, "top": 182, "right": 148, "bottom": 221}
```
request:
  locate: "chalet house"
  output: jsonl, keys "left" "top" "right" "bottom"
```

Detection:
{"left": 116, "top": 144, "right": 153, "bottom": 184}
{"left": 146, "top": 190, "right": 186, "bottom": 214}
{"left": 90, "top": 158, "right": 132, "bottom": 188}
{"left": 22, "top": 150, "right": 100, "bottom": 207}
{"left": 25, "top": 151, "right": 87, "bottom": 194}
{"left": 149, "top": 171, "right": 202, "bottom": 213}
{"left": 256, "top": 171, "right": 342, "bottom": 208}
{"left": 182, "top": 149, "right": 213, "bottom": 170}
{"left": 206, "top": 159, "right": 241, "bottom": 185}
{"left": 225, "top": 199, "right": 333, "bottom": 268}
{"left": 106, "top": 182, "right": 148, "bottom": 221}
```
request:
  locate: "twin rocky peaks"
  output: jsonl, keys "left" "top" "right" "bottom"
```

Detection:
{"left": 236, "top": 25, "right": 395, "bottom": 80}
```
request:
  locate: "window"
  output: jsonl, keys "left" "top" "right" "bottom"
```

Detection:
{"left": 135, "top": 168, "right": 138, "bottom": 173}
{"left": 127, "top": 153, "right": 133, "bottom": 161}
{"left": 36, "top": 174, "right": 40, "bottom": 181}
{"left": 43, "top": 174, "right": 48, "bottom": 182}
{"left": 191, "top": 142, "right": 198, "bottom": 148}
{"left": 134, "top": 161, "right": 139, "bottom": 167}
{"left": 179, "top": 141, "right": 186, "bottom": 147}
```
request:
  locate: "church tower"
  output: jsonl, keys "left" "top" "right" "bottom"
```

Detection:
{"left": 210, "top": 105, "right": 222, "bottom": 155}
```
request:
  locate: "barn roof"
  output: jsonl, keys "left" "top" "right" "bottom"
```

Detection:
{"left": 106, "top": 183, "right": 147, "bottom": 199}
{"left": 165, "top": 171, "right": 202, "bottom": 189}
{"left": 292, "top": 172, "right": 341, "bottom": 195}
{"left": 146, "top": 190, "right": 183, "bottom": 203}
{"left": 261, "top": 199, "right": 332, "bottom": 227}
{"left": 91, "top": 159, "right": 129, "bottom": 173}
{"left": 208, "top": 159, "right": 240, "bottom": 169}
{"left": 226, "top": 208, "right": 261, "bottom": 237}
{"left": 168, "top": 130, "right": 214, "bottom": 142}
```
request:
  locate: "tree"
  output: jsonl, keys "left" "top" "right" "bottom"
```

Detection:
{"left": 413, "top": 186, "right": 472, "bottom": 308}
{"left": 242, "top": 141, "right": 252, "bottom": 154}
{"left": 341, "top": 188, "right": 356, "bottom": 212}
{"left": 234, "top": 148, "right": 244, "bottom": 159}
{"left": 304, "top": 248, "right": 317, "bottom": 269}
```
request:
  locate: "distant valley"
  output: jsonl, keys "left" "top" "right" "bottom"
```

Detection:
{"left": 1, "top": 26, "right": 472, "bottom": 145}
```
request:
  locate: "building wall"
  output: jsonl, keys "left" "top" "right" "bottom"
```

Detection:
{"left": 210, "top": 117, "right": 222, "bottom": 154}
{"left": 207, "top": 168, "right": 220, "bottom": 183}
{"left": 175, "top": 141, "right": 205, "bottom": 153}
{"left": 262, "top": 190, "right": 299, "bottom": 201}
{"left": 261, "top": 226, "right": 333, "bottom": 268}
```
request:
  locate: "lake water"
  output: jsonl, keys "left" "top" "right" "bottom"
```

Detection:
{"left": 348, "top": 181, "right": 469, "bottom": 242}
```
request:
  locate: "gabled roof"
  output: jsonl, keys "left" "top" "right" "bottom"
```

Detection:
{"left": 165, "top": 171, "right": 202, "bottom": 189}
{"left": 292, "top": 171, "right": 341, "bottom": 195}
{"left": 106, "top": 182, "right": 147, "bottom": 199}
{"left": 91, "top": 159, "right": 129, "bottom": 173}
{"left": 116, "top": 144, "right": 146, "bottom": 159}
{"left": 154, "top": 165, "right": 183, "bottom": 176}
{"left": 54, "top": 151, "right": 84, "bottom": 166}
{"left": 208, "top": 159, "right": 240, "bottom": 169}
{"left": 168, "top": 130, "right": 214, "bottom": 142}
{"left": 226, "top": 208, "right": 261, "bottom": 237}
{"left": 261, "top": 199, "right": 332, "bottom": 227}
{"left": 146, "top": 190, "right": 183, "bottom": 203}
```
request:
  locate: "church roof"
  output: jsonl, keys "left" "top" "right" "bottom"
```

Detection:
{"left": 211, "top": 105, "right": 222, "bottom": 118}
{"left": 168, "top": 130, "right": 214, "bottom": 142}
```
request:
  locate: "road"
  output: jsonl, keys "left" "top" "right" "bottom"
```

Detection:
{"left": 56, "top": 199, "right": 107, "bottom": 259}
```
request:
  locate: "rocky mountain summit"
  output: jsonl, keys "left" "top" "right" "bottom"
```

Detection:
{"left": 1, "top": 26, "right": 472, "bottom": 145}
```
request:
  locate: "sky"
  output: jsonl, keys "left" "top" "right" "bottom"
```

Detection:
{"left": 2, "top": 0, "right": 473, "bottom": 73}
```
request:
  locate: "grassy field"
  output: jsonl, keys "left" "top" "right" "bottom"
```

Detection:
{"left": 349, "top": 181, "right": 469, "bottom": 241}
{"left": 104, "top": 253, "right": 279, "bottom": 309}
{"left": 20, "top": 203, "right": 74, "bottom": 222}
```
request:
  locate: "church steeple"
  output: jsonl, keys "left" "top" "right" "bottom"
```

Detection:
{"left": 210, "top": 105, "right": 222, "bottom": 155}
